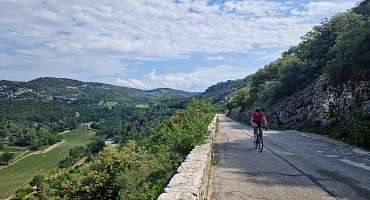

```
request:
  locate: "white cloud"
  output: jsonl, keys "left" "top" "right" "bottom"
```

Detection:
{"left": 0, "top": 0, "right": 359, "bottom": 62}
{"left": 0, "top": 0, "right": 360, "bottom": 90}
{"left": 223, "top": 0, "right": 291, "bottom": 17}
{"left": 146, "top": 68, "right": 157, "bottom": 80}
{"left": 116, "top": 78, "right": 147, "bottom": 89}
{"left": 204, "top": 56, "right": 225, "bottom": 61}
{"left": 116, "top": 65, "right": 255, "bottom": 92}
{"left": 292, "top": 1, "right": 356, "bottom": 17}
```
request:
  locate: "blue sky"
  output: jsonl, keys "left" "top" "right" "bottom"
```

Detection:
{"left": 0, "top": 0, "right": 360, "bottom": 91}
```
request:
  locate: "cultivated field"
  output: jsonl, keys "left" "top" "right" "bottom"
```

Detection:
{"left": 0, "top": 128, "right": 95, "bottom": 199}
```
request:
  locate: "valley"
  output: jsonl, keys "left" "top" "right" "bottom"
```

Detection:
{"left": 0, "top": 128, "right": 95, "bottom": 199}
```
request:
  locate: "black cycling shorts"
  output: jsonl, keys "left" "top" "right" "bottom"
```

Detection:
{"left": 254, "top": 121, "right": 263, "bottom": 128}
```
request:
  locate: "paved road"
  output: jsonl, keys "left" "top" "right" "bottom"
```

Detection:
{"left": 209, "top": 115, "right": 370, "bottom": 200}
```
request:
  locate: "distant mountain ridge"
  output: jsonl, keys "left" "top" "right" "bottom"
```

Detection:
{"left": 0, "top": 77, "right": 196, "bottom": 103}
{"left": 145, "top": 88, "right": 198, "bottom": 98}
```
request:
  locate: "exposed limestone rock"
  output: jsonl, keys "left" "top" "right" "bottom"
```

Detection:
{"left": 230, "top": 79, "right": 369, "bottom": 128}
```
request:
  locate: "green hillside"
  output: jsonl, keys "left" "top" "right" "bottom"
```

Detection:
{"left": 145, "top": 88, "right": 197, "bottom": 98}
{"left": 0, "top": 77, "right": 194, "bottom": 159}
{"left": 225, "top": 1, "right": 370, "bottom": 148}
{"left": 0, "top": 77, "right": 196, "bottom": 103}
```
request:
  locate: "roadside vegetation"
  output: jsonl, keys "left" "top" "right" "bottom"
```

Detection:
{"left": 12, "top": 98, "right": 215, "bottom": 200}
{"left": 0, "top": 76, "right": 194, "bottom": 199}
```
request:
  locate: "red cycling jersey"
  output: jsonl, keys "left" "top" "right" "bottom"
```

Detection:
{"left": 251, "top": 111, "right": 265, "bottom": 123}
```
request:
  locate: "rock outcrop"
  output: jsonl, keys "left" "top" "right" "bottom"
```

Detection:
{"left": 229, "top": 79, "right": 370, "bottom": 128}
{"left": 268, "top": 79, "right": 369, "bottom": 127}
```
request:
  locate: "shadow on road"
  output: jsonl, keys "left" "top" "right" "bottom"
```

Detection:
{"left": 210, "top": 116, "right": 370, "bottom": 200}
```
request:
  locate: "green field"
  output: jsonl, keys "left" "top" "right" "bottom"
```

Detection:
{"left": 0, "top": 128, "right": 95, "bottom": 199}
{"left": 135, "top": 104, "right": 149, "bottom": 108}
{"left": 103, "top": 101, "right": 118, "bottom": 108}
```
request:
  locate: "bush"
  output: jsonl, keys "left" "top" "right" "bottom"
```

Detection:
{"left": 12, "top": 187, "right": 33, "bottom": 200}
{"left": 87, "top": 140, "right": 106, "bottom": 154}
{"left": 30, "top": 142, "right": 41, "bottom": 150}
{"left": 326, "top": 116, "right": 370, "bottom": 149}
{"left": 0, "top": 152, "right": 15, "bottom": 165}
{"left": 0, "top": 140, "right": 4, "bottom": 149}
{"left": 59, "top": 156, "right": 74, "bottom": 168}
{"left": 69, "top": 146, "right": 84, "bottom": 160}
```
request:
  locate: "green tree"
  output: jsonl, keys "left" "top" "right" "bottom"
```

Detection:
{"left": 0, "top": 152, "right": 14, "bottom": 164}
{"left": 69, "top": 146, "right": 84, "bottom": 160}
{"left": 87, "top": 140, "right": 106, "bottom": 154}
{"left": 353, "top": 0, "right": 370, "bottom": 19}
{"left": 30, "top": 175, "right": 45, "bottom": 191}
{"left": 327, "top": 14, "right": 370, "bottom": 82}
{"left": 0, "top": 139, "right": 4, "bottom": 149}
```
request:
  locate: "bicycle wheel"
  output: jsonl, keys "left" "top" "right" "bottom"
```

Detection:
{"left": 258, "top": 131, "right": 263, "bottom": 152}
{"left": 258, "top": 136, "right": 263, "bottom": 152}
{"left": 255, "top": 136, "right": 258, "bottom": 149}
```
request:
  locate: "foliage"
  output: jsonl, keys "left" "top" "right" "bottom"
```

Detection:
{"left": 0, "top": 152, "right": 15, "bottom": 164}
{"left": 326, "top": 14, "right": 370, "bottom": 82}
{"left": 26, "top": 98, "right": 215, "bottom": 200}
{"left": 323, "top": 116, "right": 370, "bottom": 149}
{"left": 12, "top": 187, "right": 33, "bottom": 200}
{"left": 59, "top": 141, "right": 107, "bottom": 168}
{"left": 0, "top": 76, "right": 194, "bottom": 198}
{"left": 30, "top": 175, "right": 45, "bottom": 191}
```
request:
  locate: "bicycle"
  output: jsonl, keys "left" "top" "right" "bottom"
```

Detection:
{"left": 254, "top": 126, "right": 264, "bottom": 152}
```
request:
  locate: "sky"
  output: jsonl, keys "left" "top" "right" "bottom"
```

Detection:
{"left": 0, "top": 0, "right": 360, "bottom": 92}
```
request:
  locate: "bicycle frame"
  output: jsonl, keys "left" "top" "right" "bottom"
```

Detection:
{"left": 255, "top": 127, "right": 263, "bottom": 152}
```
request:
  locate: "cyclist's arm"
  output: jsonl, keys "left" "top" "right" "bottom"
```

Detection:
{"left": 250, "top": 117, "right": 256, "bottom": 127}
{"left": 263, "top": 116, "right": 268, "bottom": 128}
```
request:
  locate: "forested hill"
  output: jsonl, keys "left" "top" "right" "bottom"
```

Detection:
{"left": 0, "top": 77, "right": 197, "bottom": 155}
{"left": 211, "top": 0, "right": 370, "bottom": 148}
{"left": 145, "top": 88, "right": 197, "bottom": 98}
{"left": 0, "top": 77, "right": 196, "bottom": 103}
{"left": 199, "top": 75, "right": 253, "bottom": 107}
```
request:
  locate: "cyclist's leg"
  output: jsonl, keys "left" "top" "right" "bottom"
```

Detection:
{"left": 258, "top": 127, "right": 264, "bottom": 151}
{"left": 257, "top": 122, "right": 262, "bottom": 141}
{"left": 253, "top": 126, "right": 257, "bottom": 142}
{"left": 252, "top": 122, "right": 257, "bottom": 142}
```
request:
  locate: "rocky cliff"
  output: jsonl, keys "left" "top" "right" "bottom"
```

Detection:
{"left": 268, "top": 79, "right": 370, "bottom": 128}
{"left": 228, "top": 78, "right": 370, "bottom": 148}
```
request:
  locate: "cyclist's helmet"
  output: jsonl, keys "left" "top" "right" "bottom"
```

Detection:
{"left": 255, "top": 107, "right": 261, "bottom": 113}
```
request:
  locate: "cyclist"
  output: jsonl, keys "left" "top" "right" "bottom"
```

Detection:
{"left": 250, "top": 108, "right": 268, "bottom": 142}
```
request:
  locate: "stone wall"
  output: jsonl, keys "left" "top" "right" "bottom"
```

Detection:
{"left": 158, "top": 115, "right": 218, "bottom": 200}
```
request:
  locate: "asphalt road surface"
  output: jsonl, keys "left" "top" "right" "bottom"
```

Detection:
{"left": 209, "top": 115, "right": 370, "bottom": 200}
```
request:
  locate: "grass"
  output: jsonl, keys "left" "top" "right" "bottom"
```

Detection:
{"left": 135, "top": 104, "right": 149, "bottom": 108}
{"left": 103, "top": 101, "right": 118, "bottom": 108}
{"left": 0, "top": 128, "right": 95, "bottom": 199}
